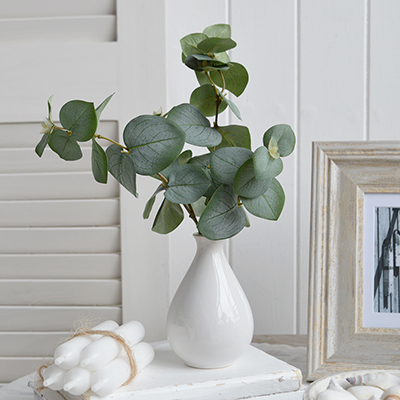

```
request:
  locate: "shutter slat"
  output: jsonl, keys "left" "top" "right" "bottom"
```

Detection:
{"left": 0, "top": 172, "right": 119, "bottom": 200}
{"left": 0, "top": 227, "right": 120, "bottom": 254}
{"left": 0, "top": 0, "right": 116, "bottom": 19}
{"left": 0, "top": 254, "right": 120, "bottom": 279}
{"left": 0, "top": 306, "right": 122, "bottom": 331}
{"left": 0, "top": 121, "right": 118, "bottom": 148}
{"left": 0, "top": 280, "right": 121, "bottom": 306}
{"left": 1, "top": 148, "right": 94, "bottom": 173}
{"left": 0, "top": 199, "right": 119, "bottom": 227}
{"left": 0, "top": 16, "right": 116, "bottom": 43}
{"left": 0, "top": 358, "right": 51, "bottom": 382}
{"left": 0, "top": 332, "right": 73, "bottom": 356}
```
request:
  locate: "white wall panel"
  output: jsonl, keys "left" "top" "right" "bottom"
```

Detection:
{"left": 230, "top": 0, "right": 297, "bottom": 334}
{"left": 369, "top": 1, "right": 400, "bottom": 140}
{"left": 298, "top": 0, "right": 367, "bottom": 333}
{"left": 165, "top": 0, "right": 230, "bottom": 319}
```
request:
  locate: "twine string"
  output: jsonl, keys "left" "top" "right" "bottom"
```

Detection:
{"left": 36, "top": 328, "right": 138, "bottom": 394}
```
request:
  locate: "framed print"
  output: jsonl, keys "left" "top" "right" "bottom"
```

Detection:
{"left": 307, "top": 141, "right": 400, "bottom": 381}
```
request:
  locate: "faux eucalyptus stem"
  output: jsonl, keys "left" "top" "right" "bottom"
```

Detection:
{"left": 94, "top": 134, "right": 129, "bottom": 152}
{"left": 35, "top": 23, "right": 296, "bottom": 241}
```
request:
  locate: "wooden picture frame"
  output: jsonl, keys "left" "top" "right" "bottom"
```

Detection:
{"left": 307, "top": 141, "right": 400, "bottom": 381}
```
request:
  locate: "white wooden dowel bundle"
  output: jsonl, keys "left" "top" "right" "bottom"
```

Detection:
{"left": 91, "top": 342, "right": 155, "bottom": 397}
{"left": 54, "top": 320, "right": 119, "bottom": 370}
{"left": 40, "top": 320, "right": 153, "bottom": 397}
{"left": 80, "top": 320, "right": 145, "bottom": 371}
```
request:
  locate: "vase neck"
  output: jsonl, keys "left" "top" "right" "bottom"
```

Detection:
{"left": 193, "top": 234, "right": 226, "bottom": 252}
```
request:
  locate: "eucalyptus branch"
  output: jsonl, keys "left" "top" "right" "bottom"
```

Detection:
{"left": 94, "top": 134, "right": 129, "bottom": 152}
{"left": 218, "top": 70, "right": 226, "bottom": 93}
{"left": 205, "top": 71, "right": 223, "bottom": 128}
{"left": 205, "top": 71, "right": 220, "bottom": 97}
{"left": 183, "top": 204, "right": 198, "bottom": 226}
{"left": 156, "top": 173, "right": 169, "bottom": 188}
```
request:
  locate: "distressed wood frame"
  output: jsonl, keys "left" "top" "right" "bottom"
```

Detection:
{"left": 307, "top": 141, "right": 400, "bottom": 381}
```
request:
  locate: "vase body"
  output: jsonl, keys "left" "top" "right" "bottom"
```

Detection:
{"left": 166, "top": 234, "right": 254, "bottom": 368}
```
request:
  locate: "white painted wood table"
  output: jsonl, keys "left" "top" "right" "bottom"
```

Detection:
{"left": 0, "top": 337, "right": 307, "bottom": 400}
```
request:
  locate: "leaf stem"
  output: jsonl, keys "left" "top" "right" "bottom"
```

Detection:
{"left": 156, "top": 173, "right": 169, "bottom": 188}
{"left": 218, "top": 70, "right": 226, "bottom": 93}
{"left": 94, "top": 134, "right": 130, "bottom": 152}
{"left": 183, "top": 204, "right": 198, "bottom": 226}
{"left": 205, "top": 72, "right": 222, "bottom": 128}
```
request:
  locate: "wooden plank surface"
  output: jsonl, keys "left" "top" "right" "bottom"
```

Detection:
{"left": 0, "top": 0, "right": 116, "bottom": 18}
{"left": 0, "top": 43, "right": 119, "bottom": 123}
{"left": 0, "top": 15, "right": 116, "bottom": 43}
{"left": 0, "top": 306, "right": 122, "bottom": 331}
{"left": 0, "top": 279, "right": 121, "bottom": 306}
{"left": 0, "top": 332, "right": 73, "bottom": 356}
{"left": 0, "top": 226, "right": 120, "bottom": 253}
{"left": 0, "top": 199, "right": 119, "bottom": 227}
{"left": 0, "top": 172, "right": 119, "bottom": 200}
{"left": 0, "top": 254, "right": 120, "bottom": 279}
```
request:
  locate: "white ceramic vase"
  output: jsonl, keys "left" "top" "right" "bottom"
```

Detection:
{"left": 166, "top": 233, "right": 254, "bottom": 369}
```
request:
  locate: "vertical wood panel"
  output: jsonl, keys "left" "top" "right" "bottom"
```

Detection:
{"left": 117, "top": 0, "right": 170, "bottom": 341}
{"left": 369, "top": 0, "right": 400, "bottom": 140}
{"left": 230, "top": 0, "right": 297, "bottom": 334}
{"left": 298, "top": 0, "right": 366, "bottom": 333}
{"left": 165, "top": 0, "right": 230, "bottom": 309}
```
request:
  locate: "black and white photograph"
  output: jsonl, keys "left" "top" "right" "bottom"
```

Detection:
{"left": 374, "top": 206, "right": 400, "bottom": 313}
{"left": 363, "top": 193, "right": 400, "bottom": 329}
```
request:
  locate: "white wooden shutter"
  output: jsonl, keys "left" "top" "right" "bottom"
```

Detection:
{"left": 0, "top": 0, "right": 123, "bottom": 384}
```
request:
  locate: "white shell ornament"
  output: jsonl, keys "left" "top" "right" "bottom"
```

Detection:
{"left": 317, "top": 379, "right": 358, "bottom": 400}
{"left": 381, "top": 385, "right": 400, "bottom": 400}
{"left": 346, "top": 373, "right": 400, "bottom": 391}
{"left": 346, "top": 385, "right": 383, "bottom": 400}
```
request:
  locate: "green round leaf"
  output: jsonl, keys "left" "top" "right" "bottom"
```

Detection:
{"left": 219, "top": 91, "right": 241, "bottom": 120}
{"left": 96, "top": 93, "right": 114, "bottom": 120}
{"left": 213, "top": 125, "right": 251, "bottom": 150}
{"left": 242, "top": 179, "right": 285, "bottom": 220}
{"left": 152, "top": 198, "right": 184, "bottom": 234}
{"left": 143, "top": 184, "right": 165, "bottom": 219}
{"left": 203, "top": 24, "right": 231, "bottom": 38}
{"left": 49, "top": 130, "right": 82, "bottom": 161}
{"left": 210, "top": 147, "right": 253, "bottom": 185}
{"left": 197, "top": 185, "right": 246, "bottom": 240}
{"left": 209, "top": 62, "right": 249, "bottom": 97}
{"left": 233, "top": 158, "right": 272, "bottom": 198}
{"left": 184, "top": 54, "right": 230, "bottom": 72}
{"left": 253, "top": 146, "right": 283, "bottom": 180}
{"left": 157, "top": 149, "right": 193, "bottom": 180}
{"left": 35, "top": 132, "right": 51, "bottom": 157}
{"left": 197, "top": 37, "right": 236, "bottom": 54}
{"left": 123, "top": 115, "right": 185, "bottom": 175}
{"left": 106, "top": 144, "right": 137, "bottom": 197}
{"left": 165, "top": 164, "right": 210, "bottom": 204}
{"left": 190, "top": 84, "right": 228, "bottom": 117}
{"left": 263, "top": 124, "right": 296, "bottom": 157}
{"left": 188, "top": 154, "right": 221, "bottom": 198}
{"left": 167, "top": 103, "right": 221, "bottom": 147}
{"left": 59, "top": 100, "right": 98, "bottom": 142}
{"left": 180, "top": 33, "right": 208, "bottom": 58}
{"left": 91, "top": 139, "right": 108, "bottom": 183}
